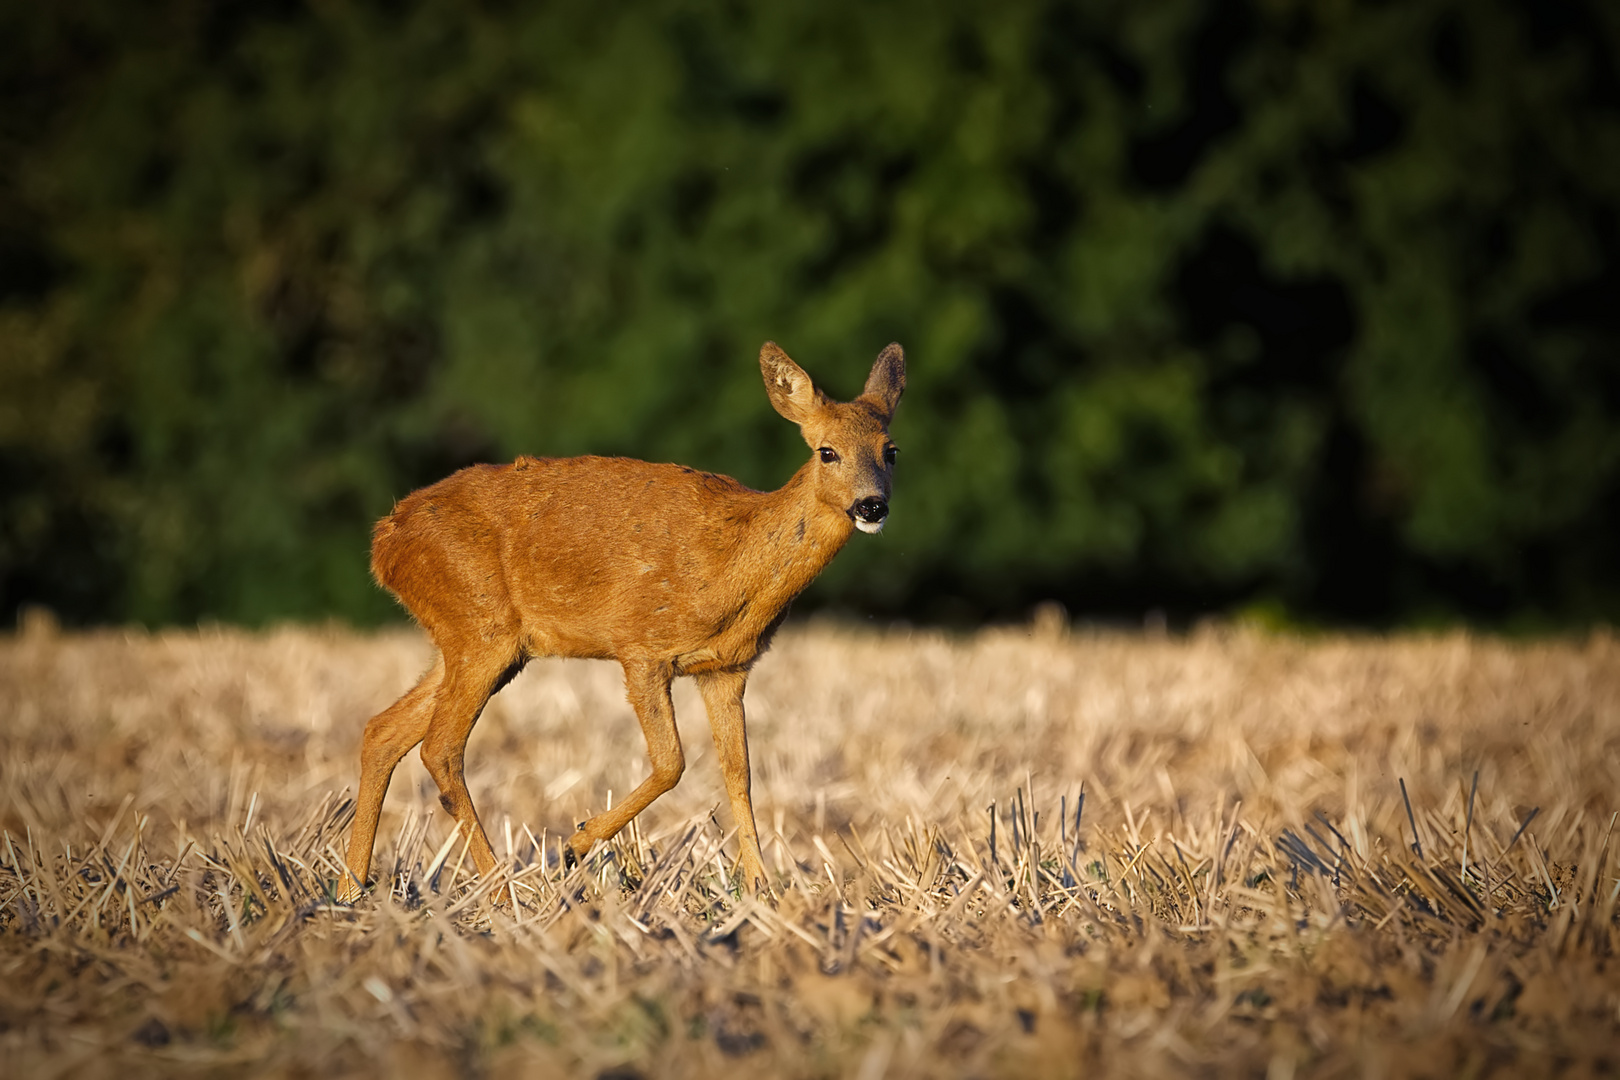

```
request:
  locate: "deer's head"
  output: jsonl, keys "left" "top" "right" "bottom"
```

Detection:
{"left": 761, "top": 341, "right": 905, "bottom": 534}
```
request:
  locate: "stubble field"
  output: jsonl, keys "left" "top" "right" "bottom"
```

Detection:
{"left": 1, "top": 618, "right": 1617, "bottom": 1077}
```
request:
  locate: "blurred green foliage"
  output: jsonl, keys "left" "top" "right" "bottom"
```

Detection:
{"left": 2, "top": 0, "right": 1618, "bottom": 627}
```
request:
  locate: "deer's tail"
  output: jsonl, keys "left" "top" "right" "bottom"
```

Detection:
{"left": 369, "top": 507, "right": 411, "bottom": 593}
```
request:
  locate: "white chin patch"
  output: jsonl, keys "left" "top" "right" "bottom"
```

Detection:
{"left": 854, "top": 518, "right": 886, "bottom": 535}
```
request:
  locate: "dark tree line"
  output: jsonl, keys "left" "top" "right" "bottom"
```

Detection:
{"left": 2, "top": 0, "right": 1618, "bottom": 628}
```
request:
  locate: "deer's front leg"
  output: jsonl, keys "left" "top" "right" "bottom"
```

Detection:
{"left": 565, "top": 658, "right": 684, "bottom": 866}
{"left": 695, "top": 669, "right": 770, "bottom": 895}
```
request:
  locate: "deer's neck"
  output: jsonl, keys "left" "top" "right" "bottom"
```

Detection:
{"left": 741, "top": 460, "right": 854, "bottom": 610}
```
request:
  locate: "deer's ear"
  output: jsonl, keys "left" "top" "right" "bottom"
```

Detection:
{"left": 760, "top": 342, "right": 824, "bottom": 424}
{"left": 861, "top": 343, "right": 905, "bottom": 420}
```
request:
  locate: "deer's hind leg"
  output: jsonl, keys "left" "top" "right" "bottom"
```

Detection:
{"left": 418, "top": 644, "right": 526, "bottom": 882}
{"left": 340, "top": 654, "right": 446, "bottom": 901}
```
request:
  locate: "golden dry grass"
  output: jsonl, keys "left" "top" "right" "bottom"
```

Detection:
{"left": 1, "top": 619, "right": 1618, "bottom": 1078}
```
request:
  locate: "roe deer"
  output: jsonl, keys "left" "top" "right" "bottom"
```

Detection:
{"left": 338, "top": 341, "right": 905, "bottom": 899}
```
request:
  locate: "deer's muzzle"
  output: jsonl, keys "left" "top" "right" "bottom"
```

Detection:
{"left": 852, "top": 496, "right": 888, "bottom": 534}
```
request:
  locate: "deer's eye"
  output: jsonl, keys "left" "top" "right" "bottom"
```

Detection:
{"left": 818, "top": 447, "right": 839, "bottom": 464}
{"left": 883, "top": 445, "right": 899, "bottom": 465}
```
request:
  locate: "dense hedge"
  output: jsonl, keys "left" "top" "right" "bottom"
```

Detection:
{"left": 3, "top": 0, "right": 1618, "bottom": 627}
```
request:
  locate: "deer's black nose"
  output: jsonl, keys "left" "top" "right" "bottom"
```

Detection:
{"left": 854, "top": 496, "right": 888, "bottom": 523}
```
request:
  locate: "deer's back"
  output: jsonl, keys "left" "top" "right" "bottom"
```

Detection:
{"left": 372, "top": 456, "right": 768, "bottom": 663}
